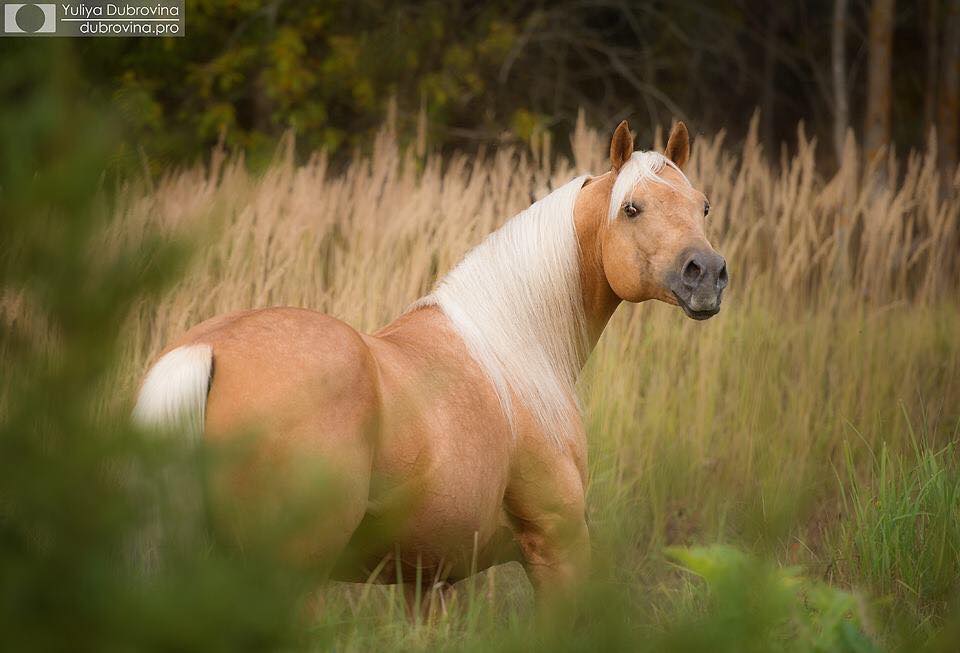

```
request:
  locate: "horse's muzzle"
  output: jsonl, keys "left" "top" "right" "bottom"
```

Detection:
{"left": 669, "top": 249, "right": 728, "bottom": 320}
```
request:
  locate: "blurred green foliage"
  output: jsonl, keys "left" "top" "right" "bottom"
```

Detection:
{"left": 662, "top": 546, "right": 877, "bottom": 653}
{"left": 66, "top": 0, "right": 941, "bottom": 166}
{"left": 0, "top": 42, "right": 324, "bottom": 651}
{"left": 77, "top": 1, "right": 521, "bottom": 165}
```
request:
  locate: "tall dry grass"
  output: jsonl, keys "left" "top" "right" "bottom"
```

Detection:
{"left": 98, "top": 113, "right": 960, "bottom": 639}
{"left": 113, "top": 114, "right": 958, "bottom": 378}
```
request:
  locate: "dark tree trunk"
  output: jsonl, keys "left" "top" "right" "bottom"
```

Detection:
{"left": 761, "top": 3, "right": 781, "bottom": 154}
{"left": 923, "top": 0, "right": 940, "bottom": 130}
{"left": 865, "top": 0, "right": 895, "bottom": 166}
{"left": 940, "top": 0, "right": 960, "bottom": 177}
{"left": 832, "top": 0, "right": 849, "bottom": 163}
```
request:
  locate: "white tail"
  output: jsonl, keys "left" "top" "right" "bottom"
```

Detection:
{"left": 131, "top": 343, "right": 213, "bottom": 572}
{"left": 133, "top": 344, "right": 213, "bottom": 437}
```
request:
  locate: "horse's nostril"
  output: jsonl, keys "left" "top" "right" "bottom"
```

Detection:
{"left": 682, "top": 259, "right": 703, "bottom": 287}
{"left": 717, "top": 262, "right": 728, "bottom": 289}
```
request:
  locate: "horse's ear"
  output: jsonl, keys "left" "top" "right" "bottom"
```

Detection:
{"left": 610, "top": 120, "right": 634, "bottom": 173}
{"left": 664, "top": 121, "right": 690, "bottom": 169}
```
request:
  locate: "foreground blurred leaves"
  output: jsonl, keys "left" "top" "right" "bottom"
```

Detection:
{"left": 663, "top": 545, "right": 877, "bottom": 653}
{"left": 0, "top": 42, "right": 320, "bottom": 652}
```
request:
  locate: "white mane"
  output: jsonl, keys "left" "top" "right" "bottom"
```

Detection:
{"left": 414, "top": 151, "right": 688, "bottom": 448}
{"left": 414, "top": 175, "right": 589, "bottom": 447}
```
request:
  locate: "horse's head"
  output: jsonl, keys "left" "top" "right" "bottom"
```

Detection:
{"left": 597, "top": 120, "right": 727, "bottom": 320}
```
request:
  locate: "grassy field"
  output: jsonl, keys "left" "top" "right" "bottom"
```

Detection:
{"left": 96, "top": 114, "right": 958, "bottom": 650}
{"left": 5, "top": 107, "right": 959, "bottom": 650}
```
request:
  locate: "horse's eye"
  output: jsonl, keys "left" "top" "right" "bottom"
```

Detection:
{"left": 704, "top": 201, "right": 710, "bottom": 217}
{"left": 623, "top": 202, "right": 640, "bottom": 218}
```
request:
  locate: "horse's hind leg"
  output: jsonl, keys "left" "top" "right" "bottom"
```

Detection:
{"left": 289, "top": 435, "right": 374, "bottom": 572}
{"left": 192, "top": 314, "right": 384, "bottom": 599}
{"left": 204, "top": 399, "right": 378, "bottom": 587}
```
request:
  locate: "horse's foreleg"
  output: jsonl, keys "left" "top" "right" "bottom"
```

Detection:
{"left": 513, "top": 512, "right": 590, "bottom": 603}
{"left": 505, "top": 454, "right": 590, "bottom": 605}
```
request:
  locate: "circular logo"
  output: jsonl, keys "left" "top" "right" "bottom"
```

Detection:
{"left": 15, "top": 4, "right": 46, "bottom": 33}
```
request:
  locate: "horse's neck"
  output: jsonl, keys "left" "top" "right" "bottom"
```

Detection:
{"left": 574, "top": 174, "right": 622, "bottom": 350}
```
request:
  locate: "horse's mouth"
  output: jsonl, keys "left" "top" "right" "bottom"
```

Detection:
{"left": 672, "top": 292, "right": 721, "bottom": 321}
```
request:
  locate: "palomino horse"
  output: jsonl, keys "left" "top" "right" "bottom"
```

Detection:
{"left": 134, "top": 120, "right": 727, "bottom": 607}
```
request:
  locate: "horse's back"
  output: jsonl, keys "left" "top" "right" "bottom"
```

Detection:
{"left": 170, "top": 306, "right": 379, "bottom": 443}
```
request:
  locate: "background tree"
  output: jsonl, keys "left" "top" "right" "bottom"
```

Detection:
{"left": 923, "top": 0, "right": 939, "bottom": 130}
{"left": 832, "top": 0, "right": 849, "bottom": 162}
{"left": 940, "top": 0, "right": 960, "bottom": 177}
{"left": 864, "top": 0, "right": 894, "bottom": 166}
